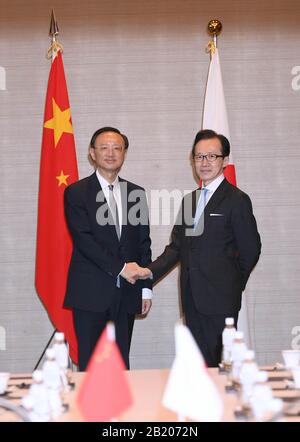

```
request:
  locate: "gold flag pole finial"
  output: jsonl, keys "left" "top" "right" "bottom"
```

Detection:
{"left": 47, "top": 9, "right": 63, "bottom": 59}
{"left": 49, "top": 9, "right": 59, "bottom": 39}
{"left": 206, "top": 19, "right": 222, "bottom": 55}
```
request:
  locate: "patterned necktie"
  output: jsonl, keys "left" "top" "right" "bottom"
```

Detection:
{"left": 108, "top": 184, "right": 120, "bottom": 240}
{"left": 108, "top": 184, "right": 121, "bottom": 288}
{"left": 193, "top": 187, "right": 208, "bottom": 230}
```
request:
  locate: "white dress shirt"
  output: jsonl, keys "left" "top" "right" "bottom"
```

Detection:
{"left": 202, "top": 173, "right": 225, "bottom": 203}
{"left": 96, "top": 170, "right": 122, "bottom": 235}
{"left": 96, "top": 170, "right": 152, "bottom": 300}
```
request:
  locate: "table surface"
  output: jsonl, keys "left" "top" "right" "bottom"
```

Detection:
{"left": 1, "top": 367, "right": 300, "bottom": 422}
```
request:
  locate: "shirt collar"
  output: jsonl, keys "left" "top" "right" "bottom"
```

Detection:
{"left": 203, "top": 174, "right": 225, "bottom": 193}
{"left": 96, "top": 170, "right": 119, "bottom": 190}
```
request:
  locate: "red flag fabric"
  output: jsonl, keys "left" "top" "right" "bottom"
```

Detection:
{"left": 35, "top": 50, "right": 79, "bottom": 363}
{"left": 77, "top": 324, "right": 133, "bottom": 422}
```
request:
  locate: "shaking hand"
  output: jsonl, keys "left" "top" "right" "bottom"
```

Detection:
{"left": 120, "top": 263, "right": 152, "bottom": 284}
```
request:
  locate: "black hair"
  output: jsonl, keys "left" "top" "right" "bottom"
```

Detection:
{"left": 192, "top": 129, "right": 230, "bottom": 157}
{"left": 90, "top": 127, "right": 129, "bottom": 150}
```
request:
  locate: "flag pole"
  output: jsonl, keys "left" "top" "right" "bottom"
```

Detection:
{"left": 33, "top": 11, "right": 61, "bottom": 371}
{"left": 47, "top": 9, "right": 63, "bottom": 60}
{"left": 207, "top": 19, "right": 222, "bottom": 55}
{"left": 34, "top": 11, "right": 69, "bottom": 371}
{"left": 205, "top": 20, "right": 250, "bottom": 347}
{"left": 33, "top": 329, "right": 56, "bottom": 371}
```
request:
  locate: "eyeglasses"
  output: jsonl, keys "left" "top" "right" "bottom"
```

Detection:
{"left": 93, "top": 144, "right": 124, "bottom": 152}
{"left": 193, "top": 153, "right": 224, "bottom": 163}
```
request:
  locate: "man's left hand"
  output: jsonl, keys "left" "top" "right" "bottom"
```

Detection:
{"left": 142, "top": 299, "right": 152, "bottom": 315}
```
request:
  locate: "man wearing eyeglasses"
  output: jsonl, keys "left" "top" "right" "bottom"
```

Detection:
{"left": 64, "top": 127, "right": 152, "bottom": 370}
{"left": 145, "top": 129, "right": 261, "bottom": 367}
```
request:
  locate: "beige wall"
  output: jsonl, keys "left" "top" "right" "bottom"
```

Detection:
{"left": 0, "top": 0, "right": 300, "bottom": 371}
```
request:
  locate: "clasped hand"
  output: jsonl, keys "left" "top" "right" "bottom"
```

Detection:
{"left": 120, "top": 262, "right": 152, "bottom": 284}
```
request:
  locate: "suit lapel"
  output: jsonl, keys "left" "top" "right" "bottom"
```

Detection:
{"left": 190, "top": 183, "right": 228, "bottom": 221}
{"left": 118, "top": 178, "right": 146, "bottom": 244}
{"left": 204, "top": 178, "right": 230, "bottom": 217}
{"left": 87, "top": 172, "right": 102, "bottom": 208}
{"left": 188, "top": 179, "right": 229, "bottom": 243}
{"left": 88, "top": 172, "right": 120, "bottom": 243}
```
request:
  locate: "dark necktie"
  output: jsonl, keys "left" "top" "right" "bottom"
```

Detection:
{"left": 108, "top": 184, "right": 120, "bottom": 240}
{"left": 108, "top": 184, "right": 121, "bottom": 288}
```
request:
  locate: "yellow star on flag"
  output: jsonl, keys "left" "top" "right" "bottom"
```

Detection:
{"left": 44, "top": 98, "right": 73, "bottom": 147}
{"left": 56, "top": 170, "right": 70, "bottom": 187}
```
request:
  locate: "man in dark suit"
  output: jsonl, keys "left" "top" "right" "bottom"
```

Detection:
{"left": 144, "top": 129, "right": 261, "bottom": 367}
{"left": 64, "top": 127, "right": 152, "bottom": 370}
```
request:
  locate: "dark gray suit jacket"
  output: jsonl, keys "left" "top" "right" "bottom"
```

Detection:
{"left": 64, "top": 172, "right": 152, "bottom": 314}
{"left": 149, "top": 179, "right": 261, "bottom": 315}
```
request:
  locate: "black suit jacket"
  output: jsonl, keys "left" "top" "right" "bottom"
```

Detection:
{"left": 64, "top": 172, "right": 152, "bottom": 314}
{"left": 149, "top": 179, "right": 261, "bottom": 315}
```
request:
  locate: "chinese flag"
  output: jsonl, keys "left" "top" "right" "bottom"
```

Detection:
{"left": 77, "top": 324, "right": 133, "bottom": 422}
{"left": 35, "top": 50, "right": 79, "bottom": 363}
